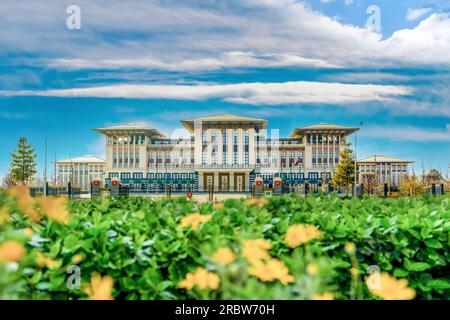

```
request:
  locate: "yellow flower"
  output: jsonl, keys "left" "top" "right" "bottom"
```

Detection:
{"left": 179, "top": 267, "right": 220, "bottom": 290}
{"left": 0, "top": 240, "right": 25, "bottom": 263}
{"left": 40, "top": 196, "right": 70, "bottom": 224}
{"left": 214, "top": 202, "right": 224, "bottom": 210}
{"left": 8, "top": 185, "right": 40, "bottom": 223}
{"left": 0, "top": 206, "right": 12, "bottom": 224}
{"left": 36, "top": 252, "right": 61, "bottom": 269}
{"left": 306, "top": 263, "right": 319, "bottom": 275}
{"left": 242, "top": 239, "right": 272, "bottom": 263}
{"left": 179, "top": 213, "right": 211, "bottom": 230}
{"left": 284, "top": 224, "right": 321, "bottom": 248}
{"left": 23, "top": 227, "right": 34, "bottom": 237}
{"left": 72, "top": 254, "right": 83, "bottom": 264}
{"left": 178, "top": 272, "right": 196, "bottom": 290}
{"left": 244, "top": 197, "right": 268, "bottom": 207}
{"left": 313, "top": 292, "right": 334, "bottom": 300}
{"left": 366, "top": 272, "right": 416, "bottom": 300}
{"left": 83, "top": 273, "right": 114, "bottom": 300}
{"left": 212, "top": 247, "right": 235, "bottom": 265}
{"left": 345, "top": 242, "right": 356, "bottom": 254}
{"left": 247, "top": 258, "right": 294, "bottom": 285}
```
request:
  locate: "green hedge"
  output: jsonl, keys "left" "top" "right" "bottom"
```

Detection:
{"left": 0, "top": 190, "right": 449, "bottom": 300}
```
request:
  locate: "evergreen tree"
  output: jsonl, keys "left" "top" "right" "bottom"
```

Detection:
{"left": 10, "top": 137, "right": 37, "bottom": 185}
{"left": 332, "top": 144, "right": 355, "bottom": 191}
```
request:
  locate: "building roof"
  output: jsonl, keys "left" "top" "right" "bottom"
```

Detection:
{"left": 93, "top": 124, "right": 165, "bottom": 137}
{"left": 55, "top": 155, "right": 105, "bottom": 164}
{"left": 290, "top": 123, "right": 359, "bottom": 137}
{"left": 181, "top": 114, "right": 268, "bottom": 132}
{"left": 358, "top": 155, "right": 413, "bottom": 163}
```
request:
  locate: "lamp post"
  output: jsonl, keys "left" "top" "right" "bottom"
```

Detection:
{"left": 354, "top": 122, "right": 363, "bottom": 196}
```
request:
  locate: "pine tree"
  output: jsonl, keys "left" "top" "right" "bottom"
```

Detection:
{"left": 332, "top": 145, "right": 355, "bottom": 192}
{"left": 10, "top": 137, "right": 37, "bottom": 185}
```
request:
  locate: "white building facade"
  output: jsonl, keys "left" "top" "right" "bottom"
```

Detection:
{"left": 357, "top": 155, "right": 413, "bottom": 186}
{"left": 94, "top": 115, "right": 359, "bottom": 192}
{"left": 55, "top": 155, "right": 105, "bottom": 191}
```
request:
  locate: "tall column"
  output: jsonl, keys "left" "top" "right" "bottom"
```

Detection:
{"left": 194, "top": 121, "right": 203, "bottom": 166}
{"left": 249, "top": 128, "right": 255, "bottom": 166}
{"left": 230, "top": 172, "right": 234, "bottom": 191}
{"left": 238, "top": 128, "right": 243, "bottom": 165}
{"left": 214, "top": 172, "right": 219, "bottom": 190}
{"left": 228, "top": 129, "right": 233, "bottom": 165}
{"left": 218, "top": 128, "right": 223, "bottom": 165}
{"left": 206, "top": 129, "right": 212, "bottom": 165}
{"left": 321, "top": 132, "right": 324, "bottom": 169}
{"left": 315, "top": 133, "right": 319, "bottom": 170}
{"left": 327, "top": 131, "right": 330, "bottom": 169}
{"left": 332, "top": 133, "right": 335, "bottom": 167}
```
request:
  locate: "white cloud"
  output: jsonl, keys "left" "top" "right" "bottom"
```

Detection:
{"left": 0, "top": 81, "right": 411, "bottom": 105}
{"left": 1, "top": 1, "right": 450, "bottom": 71}
{"left": 380, "top": 13, "right": 450, "bottom": 65}
{"left": 49, "top": 51, "right": 340, "bottom": 71}
{"left": 406, "top": 8, "right": 433, "bottom": 21}
{"left": 362, "top": 125, "right": 450, "bottom": 142}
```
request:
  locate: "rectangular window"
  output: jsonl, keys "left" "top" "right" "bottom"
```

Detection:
{"left": 202, "top": 130, "right": 207, "bottom": 145}
{"left": 233, "top": 130, "right": 238, "bottom": 165}
{"left": 244, "top": 130, "right": 249, "bottom": 165}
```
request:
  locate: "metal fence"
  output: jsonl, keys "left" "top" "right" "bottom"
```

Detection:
{"left": 29, "top": 182, "right": 82, "bottom": 199}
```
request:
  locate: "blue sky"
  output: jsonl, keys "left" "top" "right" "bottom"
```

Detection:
{"left": 0, "top": 0, "right": 449, "bottom": 180}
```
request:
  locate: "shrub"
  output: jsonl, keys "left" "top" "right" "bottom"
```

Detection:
{"left": 399, "top": 175, "right": 426, "bottom": 196}
{"left": 0, "top": 189, "right": 449, "bottom": 300}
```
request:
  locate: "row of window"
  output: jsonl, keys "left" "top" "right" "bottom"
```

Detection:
{"left": 359, "top": 164, "right": 407, "bottom": 172}
{"left": 107, "top": 135, "right": 146, "bottom": 145}
{"left": 57, "top": 165, "right": 104, "bottom": 173}
{"left": 112, "top": 152, "right": 140, "bottom": 168}
{"left": 257, "top": 172, "right": 330, "bottom": 180}
{"left": 306, "top": 134, "right": 344, "bottom": 144}
{"left": 109, "top": 172, "right": 196, "bottom": 180}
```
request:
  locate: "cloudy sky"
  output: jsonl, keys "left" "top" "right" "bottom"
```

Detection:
{"left": 0, "top": 0, "right": 449, "bottom": 179}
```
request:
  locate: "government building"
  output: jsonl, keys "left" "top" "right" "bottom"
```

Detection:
{"left": 93, "top": 114, "right": 359, "bottom": 192}
{"left": 55, "top": 155, "right": 105, "bottom": 191}
{"left": 357, "top": 155, "right": 413, "bottom": 187}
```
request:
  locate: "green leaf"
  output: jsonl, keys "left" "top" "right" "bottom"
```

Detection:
{"left": 393, "top": 268, "right": 408, "bottom": 278}
{"left": 405, "top": 260, "right": 432, "bottom": 272}
{"left": 49, "top": 241, "right": 61, "bottom": 257}
{"left": 63, "top": 234, "right": 80, "bottom": 252}
{"left": 427, "top": 279, "right": 450, "bottom": 291}
{"left": 424, "top": 239, "right": 443, "bottom": 249}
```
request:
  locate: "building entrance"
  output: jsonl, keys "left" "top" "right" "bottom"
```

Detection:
{"left": 219, "top": 173, "right": 230, "bottom": 191}
{"left": 203, "top": 173, "right": 214, "bottom": 191}
{"left": 234, "top": 173, "right": 245, "bottom": 192}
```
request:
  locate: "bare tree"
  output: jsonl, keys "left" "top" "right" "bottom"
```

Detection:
{"left": 2, "top": 172, "right": 16, "bottom": 188}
